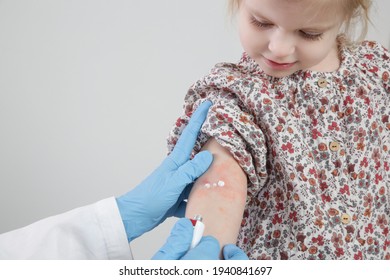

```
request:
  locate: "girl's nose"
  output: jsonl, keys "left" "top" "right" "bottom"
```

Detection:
{"left": 268, "top": 30, "right": 295, "bottom": 59}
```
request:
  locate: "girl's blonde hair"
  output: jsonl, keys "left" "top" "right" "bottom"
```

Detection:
{"left": 228, "top": 0, "right": 372, "bottom": 44}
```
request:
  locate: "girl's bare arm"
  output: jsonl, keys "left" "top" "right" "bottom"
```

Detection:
{"left": 185, "top": 138, "right": 247, "bottom": 256}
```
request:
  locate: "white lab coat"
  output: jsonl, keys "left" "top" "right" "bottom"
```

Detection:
{"left": 0, "top": 197, "right": 133, "bottom": 259}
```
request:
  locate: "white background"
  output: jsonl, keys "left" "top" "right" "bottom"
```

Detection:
{"left": 0, "top": 0, "right": 389, "bottom": 259}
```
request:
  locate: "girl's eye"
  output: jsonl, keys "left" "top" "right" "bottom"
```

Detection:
{"left": 250, "top": 17, "right": 273, "bottom": 29}
{"left": 249, "top": 15, "right": 323, "bottom": 41}
{"left": 299, "top": 31, "right": 323, "bottom": 41}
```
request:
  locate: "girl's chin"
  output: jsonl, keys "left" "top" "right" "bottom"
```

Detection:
{"left": 255, "top": 58, "right": 300, "bottom": 78}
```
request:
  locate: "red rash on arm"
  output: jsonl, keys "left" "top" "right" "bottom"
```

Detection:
{"left": 185, "top": 138, "right": 248, "bottom": 258}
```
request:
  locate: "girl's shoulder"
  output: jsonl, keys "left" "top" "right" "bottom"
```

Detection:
{"left": 341, "top": 41, "right": 389, "bottom": 88}
{"left": 210, "top": 53, "right": 264, "bottom": 77}
{"left": 357, "top": 40, "right": 389, "bottom": 54}
{"left": 352, "top": 41, "right": 389, "bottom": 70}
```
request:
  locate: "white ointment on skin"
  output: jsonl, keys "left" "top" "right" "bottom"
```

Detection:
{"left": 203, "top": 180, "right": 225, "bottom": 189}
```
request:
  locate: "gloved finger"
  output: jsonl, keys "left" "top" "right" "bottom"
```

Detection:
{"left": 172, "top": 200, "right": 187, "bottom": 218}
{"left": 169, "top": 101, "right": 212, "bottom": 166}
{"left": 180, "top": 183, "right": 193, "bottom": 202}
{"left": 181, "top": 236, "right": 220, "bottom": 260}
{"left": 162, "top": 183, "right": 192, "bottom": 219}
{"left": 223, "top": 244, "right": 249, "bottom": 260}
{"left": 151, "top": 218, "right": 193, "bottom": 260}
{"left": 173, "top": 150, "right": 213, "bottom": 188}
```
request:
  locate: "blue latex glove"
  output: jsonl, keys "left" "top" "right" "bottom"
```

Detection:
{"left": 222, "top": 244, "right": 249, "bottom": 260}
{"left": 152, "top": 218, "right": 249, "bottom": 260}
{"left": 116, "top": 101, "right": 213, "bottom": 242}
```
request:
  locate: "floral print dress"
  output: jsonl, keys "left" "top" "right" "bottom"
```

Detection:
{"left": 167, "top": 41, "right": 390, "bottom": 259}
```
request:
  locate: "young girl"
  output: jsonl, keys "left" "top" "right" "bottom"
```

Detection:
{"left": 168, "top": 0, "right": 389, "bottom": 259}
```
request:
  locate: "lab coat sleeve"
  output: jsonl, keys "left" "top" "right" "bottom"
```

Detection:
{"left": 0, "top": 197, "right": 133, "bottom": 259}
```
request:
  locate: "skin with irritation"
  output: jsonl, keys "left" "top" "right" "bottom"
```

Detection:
{"left": 185, "top": 138, "right": 247, "bottom": 258}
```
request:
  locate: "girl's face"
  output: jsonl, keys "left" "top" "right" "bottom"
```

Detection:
{"left": 238, "top": 0, "right": 345, "bottom": 78}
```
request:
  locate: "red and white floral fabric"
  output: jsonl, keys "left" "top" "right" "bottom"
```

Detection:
{"left": 168, "top": 41, "right": 390, "bottom": 259}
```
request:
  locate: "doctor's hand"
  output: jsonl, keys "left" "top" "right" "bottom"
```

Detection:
{"left": 116, "top": 101, "right": 213, "bottom": 242}
{"left": 152, "top": 218, "right": 249, "bottom": 260}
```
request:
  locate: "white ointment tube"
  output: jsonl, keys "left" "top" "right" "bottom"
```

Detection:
{"left": 190, "top": 214, "right": 205, "bottom": 249}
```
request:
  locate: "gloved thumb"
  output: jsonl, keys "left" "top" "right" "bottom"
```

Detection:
{"left": 174, "top": 150, "right": 213, "bottom": 187}
{"left": 223, "top": 244, "right": 249, "bottom": 260}
{"left": 181, "top": 236, "right": 220, "bottom": 260}
{"left": 151, "top": 218, "right": 193, "bottom": 260}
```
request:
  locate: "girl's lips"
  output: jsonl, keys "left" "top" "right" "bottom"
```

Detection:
{"left": 264, "top": 58, "right": 296, "bottom": 70}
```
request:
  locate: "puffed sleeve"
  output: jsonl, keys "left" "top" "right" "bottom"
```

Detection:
{"left": 358, "top": 41, "right": 390, "bottom": 93}
{"left": 355, "top": 41, "right": 390, "bottom": 131}
{"left": 168, "top": 62, "right": 268, "bottom": 198}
